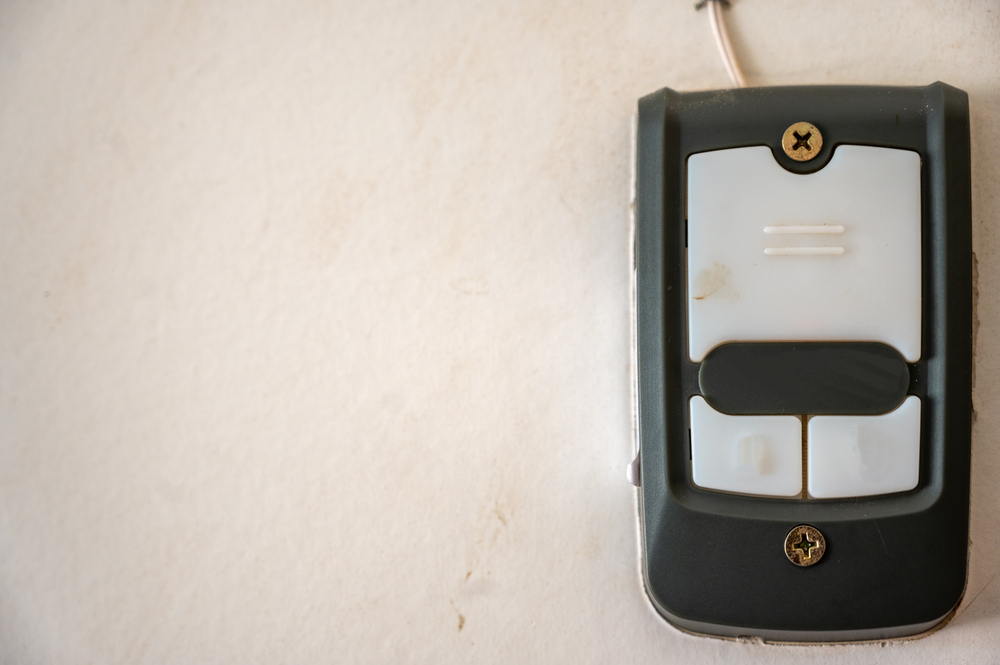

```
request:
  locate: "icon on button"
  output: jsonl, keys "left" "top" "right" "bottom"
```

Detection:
{"left": 850, "top": 424, "right": 889, "bottom": 481}
{"left": 735, "top": 436, "right": 767, "bottom": 476}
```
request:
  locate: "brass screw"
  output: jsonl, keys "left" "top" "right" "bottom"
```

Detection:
{"left": 782, "top": 122, "right": 823, "bottom": 162}
{"left": 784, "top": 525, "right": 826, "bottom": 567}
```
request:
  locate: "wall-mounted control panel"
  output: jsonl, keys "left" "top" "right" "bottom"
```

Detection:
{"left": 631, "top": 83, "right": 972, "bottom": 641}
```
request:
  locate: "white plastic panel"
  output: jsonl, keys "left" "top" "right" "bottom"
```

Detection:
{"left": 689, "top": 396, "right": 802, "bottom": 497}
{"left": 687, "top": 146, "right": 922, "bottom": 362}
{"left": 807, "top": 396, "right": 921, "bottom": 499}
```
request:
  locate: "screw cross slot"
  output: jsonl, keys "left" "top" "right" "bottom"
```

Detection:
{"left": 793, "top": 533, "right": 817, "bottom": 559}
{"left": 784, "top": 525, "right": 827, "bottom": 567}
{"left": 782, "top": 122, "right": 823, "bottom": 162}
{"left": 791, "top": 131, "right": 813, "bottom": 152}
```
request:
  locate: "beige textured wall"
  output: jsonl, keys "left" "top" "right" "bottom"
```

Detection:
{"left": 0, "top": 1, "right": 998, "bottom": 662}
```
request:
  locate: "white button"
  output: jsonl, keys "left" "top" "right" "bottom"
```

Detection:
{"left": 807, "top": 396, "right": 921, "bottom": 498}
{"left": 686, "top": 146, "right": 922, "bottom": 362}
{"left": 690, "top": 396, "right": 802, "bottom": 497}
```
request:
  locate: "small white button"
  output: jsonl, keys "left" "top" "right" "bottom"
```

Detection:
{"left": 690, "top": 396, "right": 802, "bottom": 497}
{"left": 807, "top": 396, "right": 921, "bottom": 498}
{"left": 686, "top": 145, "right": 922, "bottom": 363}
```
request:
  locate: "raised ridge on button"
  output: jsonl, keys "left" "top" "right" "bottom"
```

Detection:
{"left": 764, "top": 246, "right": 844, "bottom": 255}
{"left": 764, "top": 225, "right": 844, "bottom": 234}
{"left": 698, "top": 341, "right": 910, "bottom": 416}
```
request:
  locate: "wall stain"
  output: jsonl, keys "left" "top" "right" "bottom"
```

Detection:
{"left": 450, "top": 599, "right": 465, "bottom": 632}
{"left": 491, "top": 503, "right": 508, "bottom": 526}
{"left": 463, "top": 474, "right": 513, "bottom": 584}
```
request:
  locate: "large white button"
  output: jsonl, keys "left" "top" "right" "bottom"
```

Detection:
{"left": 690, "top": 396, "right": 802, "bottom": 497}
{"left": 807, "top": 396, "right": 921, "bottom": 498}
{"left": 686, "top": 146, "right": 922, "bottom": 363}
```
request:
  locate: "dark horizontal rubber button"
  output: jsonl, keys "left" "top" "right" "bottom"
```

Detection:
{"left": 698, "top": 342, "right": 910, "bottom": 416}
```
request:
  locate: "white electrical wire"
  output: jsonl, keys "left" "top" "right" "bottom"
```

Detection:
{"left": 700, "top": 0, "right": 746, "bottom": 88}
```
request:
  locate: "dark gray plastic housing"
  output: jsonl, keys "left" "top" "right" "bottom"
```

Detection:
{"left": 633, "top": 83, "right": 972, "bottom": 641}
